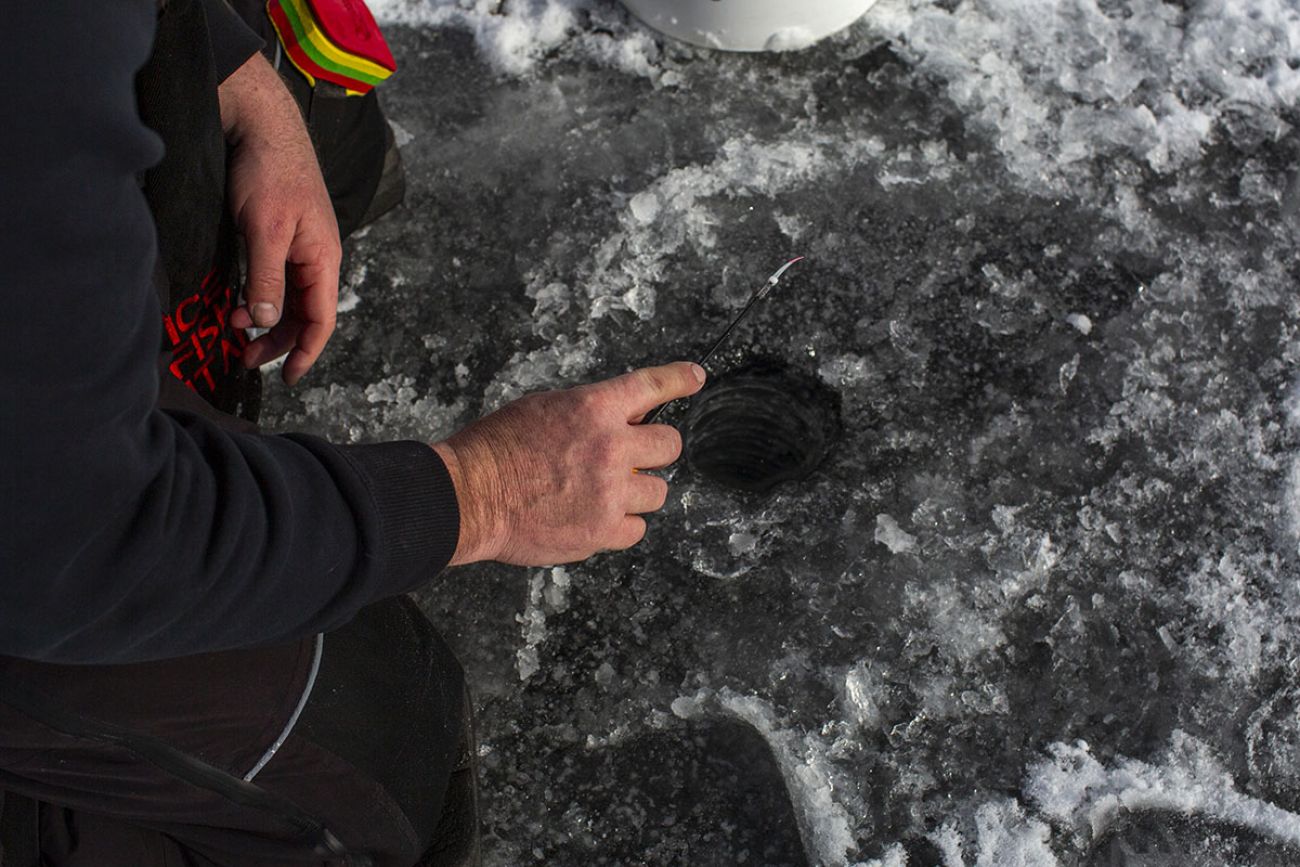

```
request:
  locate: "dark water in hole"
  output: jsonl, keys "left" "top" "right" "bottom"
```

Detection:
{"left": 682, "top": 362, "right": 841, "bottom": 494}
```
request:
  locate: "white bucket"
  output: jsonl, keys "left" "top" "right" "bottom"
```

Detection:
{"left": 620, "top": 0, "right": 878, "bottom": 52}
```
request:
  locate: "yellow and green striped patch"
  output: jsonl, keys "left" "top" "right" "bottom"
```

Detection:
{"left": 268, "top": 0, "right": 395, "bottom": 96}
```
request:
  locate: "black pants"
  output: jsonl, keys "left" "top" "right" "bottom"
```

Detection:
{"left": 0, "top": 598, "right": 464, "bottom": 866}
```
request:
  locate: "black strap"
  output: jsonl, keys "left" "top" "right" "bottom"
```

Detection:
{"left": 0, "top": 679, "right": 369, "bottom": 866}
{"left": 0, "top": 789, "right": 40, "bottom": 867}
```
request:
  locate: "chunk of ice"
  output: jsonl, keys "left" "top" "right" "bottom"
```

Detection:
{"left": 1065, "top": 313, "right": 1092, "bottom": 335}
{"left": 875, "top": 514, "right": 917, "bottom": 554}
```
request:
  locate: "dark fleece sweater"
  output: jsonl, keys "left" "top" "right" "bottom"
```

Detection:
{"left": 0, "top": 0, "right": 460, "bottom": 664}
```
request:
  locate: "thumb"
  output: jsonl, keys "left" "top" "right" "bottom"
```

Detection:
{"left": 232, "top": 224, "right": 291, "bottom": 329}
{"left": 612, "top": 362, "right": 707, "bottom": 421}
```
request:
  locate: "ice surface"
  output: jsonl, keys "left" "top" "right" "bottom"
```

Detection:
{"left": 257, "top": 0, "right": 1300, "bottom": 863}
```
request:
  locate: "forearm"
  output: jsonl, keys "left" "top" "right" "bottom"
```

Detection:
{"left": 218, "top": 49, "right": 304, "bottom": 143}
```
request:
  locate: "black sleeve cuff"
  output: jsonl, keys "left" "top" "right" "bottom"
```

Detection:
{"left": 201, "top": 0, "right": 265, "bottom": 82}
{"left": 336, "top": 441, "right": 461, "bottom": 589}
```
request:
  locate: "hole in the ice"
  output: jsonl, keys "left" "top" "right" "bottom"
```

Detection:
{"left": 681, "top": 360, "right": 840, "bottom": 495}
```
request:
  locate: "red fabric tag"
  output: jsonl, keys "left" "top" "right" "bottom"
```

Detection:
{"left": 303, "top": 0, "right": 396, "bottom": 71}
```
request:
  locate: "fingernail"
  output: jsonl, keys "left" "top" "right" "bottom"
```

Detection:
{"left": 690, "top": 363, "right": 706, "bottom": 384}
{"left": 252, "top": 302, "right": 280, "bottom": 327}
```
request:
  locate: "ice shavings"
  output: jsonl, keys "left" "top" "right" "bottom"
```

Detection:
{"left": 337, "top": 261, "right": 366, "bottom": 313}
{"left": 516, "top": 566, "right": 575, "bottom": 681}
{"left": 1287, "top": 459, "right": 1300, "bottom": 551}
{"left": 1025, "top": 733, "right": 1300, "bottom": 849}
{"left": 841, "top": 661, "right": 885, "bottom": 730}
{"left": 557, "top": 131, "right": 884, "bottom": 322}
{"left": 480, "top": 333, "right": 598, "bottom": 410}
{"left": 859, "top": 844, "right": 907, "bottom": 867}
{"left": 869, "top": 0, "right": 1300, "bottom": 189}
{"left": 281, "top": 374, "right": 466, "bottom": 443}
{"left": 930, "top": 800, "right": 1058, "bottom": 867}
{"left": 368, "top": 0, "right": 662, "bottom": 78}
{"left": 907, "top": 580, "right": 1007, "bottom": 663}
{"left": 516, "top": 571, "right": 546, "bottom": 681}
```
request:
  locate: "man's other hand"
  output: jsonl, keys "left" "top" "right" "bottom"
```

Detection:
{"left": 219, "top": 53, "right": 341, "bottom": 386}
{"left": 433, "top": 362, "right": 707, "bottom": 566}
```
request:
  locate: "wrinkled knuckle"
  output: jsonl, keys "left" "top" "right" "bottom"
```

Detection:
{"left": 249, "top": 273, "right": 284, "bottom": 295}
{"left": 639, "top": 368, "right": 668, "bottom": 398}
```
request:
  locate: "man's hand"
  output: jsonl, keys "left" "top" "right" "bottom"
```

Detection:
{"left": 219, "top": 53, "right": 341, "bottom": 386}
{"left": 433, "top": 362, "right": 707, "bottom": 566}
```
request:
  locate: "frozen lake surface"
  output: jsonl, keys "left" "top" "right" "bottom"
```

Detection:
{"left": 261, "top": 0, "right": 1300, "bottom": 863}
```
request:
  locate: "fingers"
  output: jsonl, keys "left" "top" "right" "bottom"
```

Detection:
{"left": 276, "top": 250, "right": 338, "bottom": 387}
{"left": 608, "top": 516, "right": 648, "bottom": 551}
{"left": 626, "top": 473, "right": 669, "bottom": 515}
{"left": 289, "top": 239, "right": 341, "bottom": 327}
{"left": 607, "top": 362, "right": 706, "bottom": 421}
{"left": 281, "top": 318, "right": 333, "bottom": 386}
{"left": 240, "top": 322, "right": 298, "bottom": 370}
{"left": 232, "top": 218, "right": 292, "bottom": 329}
{"left": 237, "top": 228, "right": 340, "bottom": 383}
{"left": 628, "top": 422, "right": 683, "bottom": 470}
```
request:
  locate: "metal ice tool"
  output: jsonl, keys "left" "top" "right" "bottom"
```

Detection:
{"left": 642, "top": 256, "right": 805, "bottom": 425}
